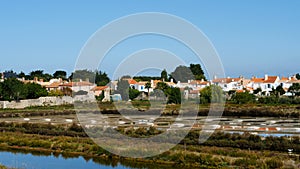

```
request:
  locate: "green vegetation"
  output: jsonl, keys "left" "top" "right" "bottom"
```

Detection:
{"left": 289, "top": 83, "right": 300, "bottom": 96}
{"left": 0, "top": 78, "right": 47, "bottom": 101}
{"left": 0, "top": 124, "right": 298, "bottom": 168}
{"left": 170, "top": 64, "right": 206, "bottom": 82}
{"left": 69, "top": 69, "right": 110, "bottom": 85}
{"left": 133, "top": 76, "right": 161, "bottom": 82}
{"left": 200, "top": 85, "right": 224, "bottom": 104}
{"left": 160, "top": 69, "right": 168, "bottom": 81}
{"left": 53, "top": 70, "right": 67, "bottom": 80}
{"left": 231, "top": 91, "right": 256, "bottom": 104}
{"left": 189, "top": 63, "right": 206, "bottom": 80}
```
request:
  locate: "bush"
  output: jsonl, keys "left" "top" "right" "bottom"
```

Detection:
{"left": 231, "top": 92, "right": 256, "bottom": 104}
{"left": 265, "top": 158, "right": 283, "bottom": 169}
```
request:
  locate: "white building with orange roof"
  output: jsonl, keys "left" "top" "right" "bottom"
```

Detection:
{"left": 211, "top": 76, "right": 244, "bottom": 92}
{"left": 188, "top": 79, "right": 210, "bottom": 90}
{"left": 136, "top": 81, "right": 153, "bottom": 93}
{"left": 90, "top": 86, "right": 109, "bottom": 96}
{"left": 150, "top": 79, "right": 162, "bottom": 88}
{"left": 60, "top": 80, "right": 96, "bottom": 93}
{"left": 248, "top": 75, "right": 280, "bottom": 95}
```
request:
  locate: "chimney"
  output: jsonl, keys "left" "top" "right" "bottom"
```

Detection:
{"left": 188, "top": 80, "right": 191, "bottom": 83}
{"left": 34, "top": 77, "right": 38, "bottom": 82}
{"left": 59, "top": 78, "right": 62, "bottom": 83}
{"left": 213, "top": 75, "right": 217, "bottom": 80}
{"left": 80, "top": 79, "right": 82, "bottom": 82}
{"left": 22, "top": 77, "right": 25, "bottom": 81}
{"left": 201, "top": 79, "right": 204, "bottom": 82}
{"left": 264, "top": 74, "right": 268, "bottom": 80}
{"left": 86, "top": 78, "right": 89, "bottom": 82}
{"left": 170, "top": 78, "right": 173, "bottom": 83}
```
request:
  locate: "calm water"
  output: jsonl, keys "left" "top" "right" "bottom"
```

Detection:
{"left": 0, "top": 151, "right": 134, "bottom": 169}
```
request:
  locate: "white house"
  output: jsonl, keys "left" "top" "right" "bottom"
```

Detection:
{"left": 60, "top": 80, "right": 96, "bottom": 93}
{"left": 212, "top": 77, "right": 244, "bottom": 92}
{"left": 248, "top": 75, "right": 280, "bottom": 95}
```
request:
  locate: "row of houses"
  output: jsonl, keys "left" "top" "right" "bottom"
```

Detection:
{"left": 104, "top": 74, "right": 300, "bottom": 99}
{"left": 4, "top": 74, "right": 300, "bottom": 101}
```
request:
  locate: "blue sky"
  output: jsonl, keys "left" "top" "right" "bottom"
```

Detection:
{"left": 0, "top": 0, "right": 299, "bottom": 79}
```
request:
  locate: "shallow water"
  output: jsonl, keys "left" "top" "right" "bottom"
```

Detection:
{"left": 0, "top": 151, "right": 132, "bottom": 169}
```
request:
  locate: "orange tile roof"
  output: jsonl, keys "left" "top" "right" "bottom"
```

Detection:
{"left": 60, "top": 81, "right": 94, "bottom": 87}
{"left": 264, "top": 76, "right": 278, "bottom": 83}
{"left": 45, "top": 82, "right": 60, "bottom": 88}
{"left": 252, "top": 76, "right": 278, "bottom": 83}
{"left": 189, "top": 80, "right": 210, "bottom": 85}
{"left": 91, "top": 86, "right": 108, "bottom": 91}
{"left": 137, "top": 81, "right": 147, "bottom": 85}
{"left": 189, "top": 90, "right": 199, "bottom": 94}
{"left": 128, "top": 79, "right": 137, "bottom": 84}
{"left": 251, "top": 78, "right": 264, "bottom": 83}
{"left": 212, "top": 78, "right": 242, "bottom": 83}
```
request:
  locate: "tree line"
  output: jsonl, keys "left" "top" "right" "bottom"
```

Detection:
{"left": 0, "top": 78, "right": 48, "bottom": 101}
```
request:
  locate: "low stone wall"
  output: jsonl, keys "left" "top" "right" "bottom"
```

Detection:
{"left": 0, "top": 95, "right": 95, "bottom": 109}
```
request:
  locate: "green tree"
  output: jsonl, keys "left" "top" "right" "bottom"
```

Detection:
{"left": 29, "top": 70, "right": 44, "bottom": 79}
{"left": 133, "top": 76, "right": 160, "bottom": 82}
{"left": 53, "top": 70, "right": 67, "bottom": 79}
{"left": 95, "top": 71, "right": 110, "bottom": 86}
{"left": 25, "top": 83, "right": 48, "bottom": 99}
{"left": 48, "top": 90, "right": 64, "bottom": 96}
{"left": 29, "top": 70, "right": 52, "bottom": 81}
{"left": 43, "top": 73, "right": 53, "bottom": 81}
{"left": 170, "top": 65, "right": 194, "bottom": 82}
{"left": 288, "top": 83, "right": 300, "bottom": 96}
{"left": 3, "top": 70, "right": 17, "bottom": 79}
{"left": 161, "top": 69, "right": 168, "bottom": 81}
{"left": 253, "top": 87, "right": 262, "bottom": 95}
{"left": 0, "top": 78, "right": 27, "bottom": 101}
{"left": 155, "top": 82, "right": 169, "bottom": 91}
{"left": 69, "top": 69, "right": 95, "bottom": 82}
{"left": 231, "top": 92, "right": 256, "bottom": 104}
{"left": 129, "top": 88, "right": 140, "bottom": 100}
{"left": 200, "top": 85, "right": 224, "bottom": 104}
{"left": 189, "top": 63, "right": 206, "bottom": 80}
{"left": 17, "top": 71, "right": 26, "bottom": 79}
{"left": 165, "top": 87, "right": 181, "bottom": 104}
{"left": 274, "top": 85, "right": 285, "bottom": 96}
{"left": 145, "top": 82, "right": 152, "bottom": 95}
{"left": 296, "top": 73, "right": 300, "bottom": 80}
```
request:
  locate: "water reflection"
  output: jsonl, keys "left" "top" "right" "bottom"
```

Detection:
{"left": 0, "top": 150, "right": 177, "bottom": 169}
